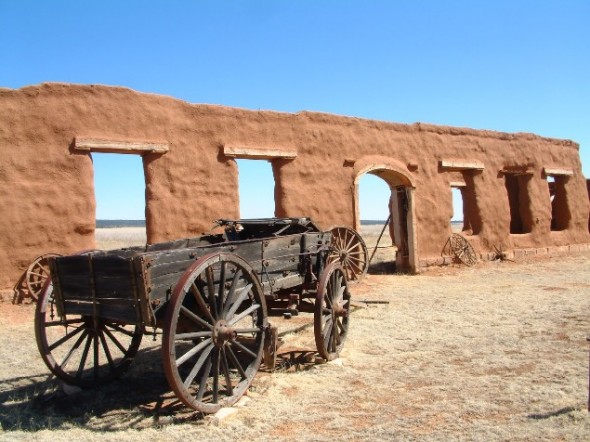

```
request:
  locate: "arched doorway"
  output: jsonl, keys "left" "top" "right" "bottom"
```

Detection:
{"left": 353, "top": 160, "right": 417, "bottom": 273}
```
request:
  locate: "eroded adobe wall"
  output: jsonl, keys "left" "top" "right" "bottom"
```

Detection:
{"left": 0, "top": 83, "right": 588, "bottom": 289}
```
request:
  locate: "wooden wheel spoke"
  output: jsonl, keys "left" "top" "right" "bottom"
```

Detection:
{"left": 229, "top": 338, "right": 258, "bottom": 359}
{"left": 347, "top": 253, "right": 366, "bottom": 262}
{"left": 218, "top": 261, "right": 227, "bottom": 313}
{"left": 177, "top": 338, "right": 213, "bottom": 367}
{"left": 205, "top": 267, "right": 218, "bottom": 319}
{"left": 220, "top": 348, "right": 233, "bottom": 396}
{"left": 347, "top": 260, "right": 364, "bottom": 272}
{"left": 334, "top": 321, "right": 342, "bottom": 346}
{"left": 105, "top": 322, "right": 136, "bottom": 338}
{"left": 196, "top": 353, "right": 214, "bottom": 401}
{"left": 336, "top": 274, "right": 343, "bottom": 289}
{"left": 222, "top": 269, "right": 243, "bottom": 315}
{"left": 190, "top": 283, "right": 215, "bottom": 324}
{"left": 345, "top": 232, "right": 356, "bottom": 251}
{"left": 323, "top": 318, "right": 334, "bottom": 348}
{"left": 233, "top": 327, "right": 261, "bottom": 334}
{"left": 225, "top": 283, "right": 253, "bottom": 320}
{"left": 212, "top": 349, "right": 220, "bottom": 403}
{"left": 98, "top": 330, "right": 115, "bottom": 368}
{"left": 59, "top": 330, "right": 88, "bottom": 370}
{"left": 345, "top": 243, "right": 362, "bottom": 254}
{"left": 180, "top": 305, "right": 214, "bottom": 330}
{"left": 175, "top": 331, "right": 212, "bottom": 341}
{"left": 103, "top": 326, "right": 128, "bottom": 354}
{"left": 183, "top": 342, "right": 214, "bottom": 388}
{"left": 76, "top": 334, "right": 93, "bottom": 378}
{"left": 228, "top": 303, "right": 260, "bottom": 326}
{"left": 226, "top": 345, "right": 248, "bottom": 379}
{"left": 48, "top": 323, "right": 85, "bottom": 351}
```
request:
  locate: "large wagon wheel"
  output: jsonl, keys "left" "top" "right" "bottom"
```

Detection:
{"left": 26, "top": 253, "right": 61, "bottom": 302}
{"left": 314, "top": 263, "right": 351, "bottom": 361}
{"left": 327, "top": 226, "right": 368, "bottom": 282}
{"left": 35, "top": 281, "right": 143, "bottom": 388}
{"left": 162, "top": 252, "right": 267, "bottom": 413}
{"left": 450, "top": 233, "right": 477, "bottom": 266}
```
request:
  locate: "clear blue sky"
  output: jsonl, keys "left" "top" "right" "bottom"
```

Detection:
{"left": 2, "top": 1, "right": 588, "bottom": 221}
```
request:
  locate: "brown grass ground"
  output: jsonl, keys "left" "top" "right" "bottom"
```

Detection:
{"left": 2, "top": 228, "right": 590, "bottom": 441}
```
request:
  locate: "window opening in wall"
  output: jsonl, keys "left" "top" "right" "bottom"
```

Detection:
{"left": 450, "top": 175, "right": 482, "bottom": 235}
{"left": 451, "top": 187, "right": 464, "bottom": 233}
{"left": 547, "top": 175, "right": 570, "bottom": 231}
{"left": 236, "top": 159, "right": 275, "bottom": 218}
{"left": 504, "top": 173, "right": 533, "bottom": 234}
{"left": 92, "top": 153, "right": 147, "bottom": 249}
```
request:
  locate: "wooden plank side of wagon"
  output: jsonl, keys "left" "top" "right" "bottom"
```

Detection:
{"left": 61, "top": 298, "right": 139, "bottom": 323}
{"left": 53, "top": 254, "right": 142, "bottom": 324}
{"left": 259, "top": 234, "right": 302, "bottom": 292}
{"left": 142, "top": 240, "right": 264, "bottom": 314}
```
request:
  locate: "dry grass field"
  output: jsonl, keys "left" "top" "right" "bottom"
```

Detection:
{"left": 2, "top": 227, "right": 590, "bottom": 441}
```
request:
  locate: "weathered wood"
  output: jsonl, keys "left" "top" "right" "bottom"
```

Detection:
{"left": 74, "top": 137, "right": 170, "bottom": 154}
{"left": 261, "top": 273, "right": 305, "bottom": 294}
{"left": 50, "top": 218, "right": 334, "bottom": 330}
{"left": 63, "top": 299, "right": 139, "bottom": 324}
{"left": 544, "top": 167, "right": 574, "bottom": 176}
{"left": 223, "top": 145, "right": 297, "bottom": 159}
{"left": 440, "top": 160, "right": 485, "bottom": 170}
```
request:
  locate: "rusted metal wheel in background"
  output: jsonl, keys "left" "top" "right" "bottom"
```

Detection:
{"left": 35, "top": 281, "right": 143, "bottom": 387}
{"left": 26, "top": 253, "right": 61, "bottom": 302}
{"left": 314, "top": 262, "right": 351, "bottom": 361}
{"left": 450, "top": 233, "right": 477, "bottom": 266}
{"left": 162, "top": 252, "right": 267, "bottom": 413}
{"left": 328, "top": 226, "right": 368, "bottom": 282}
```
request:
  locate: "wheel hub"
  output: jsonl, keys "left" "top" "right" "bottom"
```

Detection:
{"left": 213, "top": 320, "right": 236, "bottom": 346}
{"left": 332, "top": 302, "right": 348, "bottom": 318}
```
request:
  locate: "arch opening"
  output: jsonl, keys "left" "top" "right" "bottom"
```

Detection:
{"left": 354, "top": 166, "right": 416, "bottom": 273}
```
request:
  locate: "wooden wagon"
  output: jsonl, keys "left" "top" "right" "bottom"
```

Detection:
{"left": 35, "top": 218, "right": 368, "bottom": 413}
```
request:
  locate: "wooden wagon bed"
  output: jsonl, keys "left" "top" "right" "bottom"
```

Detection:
{"left": 34, "top": 218, "right": 368, "bottom": 413}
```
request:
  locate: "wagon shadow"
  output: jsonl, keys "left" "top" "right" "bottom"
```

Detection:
{"left": 0, "top": 345, "right": 323, "bottom": 432}
{"left": 0, "top": 345, "right": 207, "bottom": 432}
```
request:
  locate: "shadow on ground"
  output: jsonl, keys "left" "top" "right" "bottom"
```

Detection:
{"left": 0, "top": 346, "right": 208, "bottom": 432}
{"left": 0, "top": 345, "right": 323, "bottom": 432}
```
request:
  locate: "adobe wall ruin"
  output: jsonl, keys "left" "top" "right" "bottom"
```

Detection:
{"left": 1, "top": 83, "right": 588, "bottom": 289}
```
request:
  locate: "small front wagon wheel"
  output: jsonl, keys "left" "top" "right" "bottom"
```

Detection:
{"left": 162, "top": 252, "right": 267, "bottom": 413}
{"left": 35, "top": 281, "right": 143, "bottom": 388}
{"left": 314, "top": 263, "right": 351, "bottom": 361}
